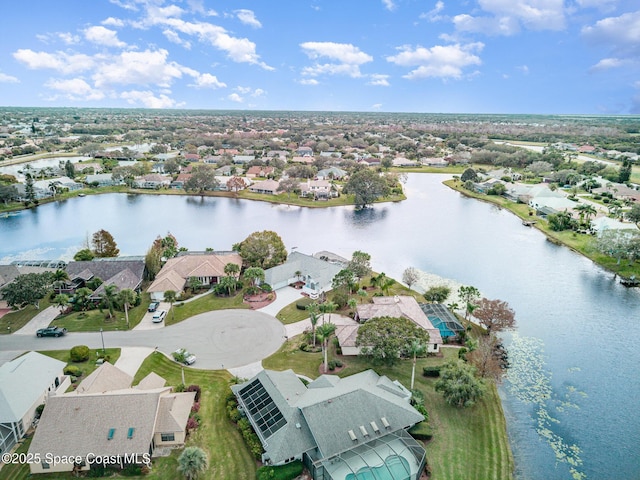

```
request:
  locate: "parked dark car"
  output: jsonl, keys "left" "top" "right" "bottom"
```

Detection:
{"left": 148, "top": 302, "right": 160, "bottom": 312}
{"left": 36, "top": 326, "right": 67, "bottom": 337}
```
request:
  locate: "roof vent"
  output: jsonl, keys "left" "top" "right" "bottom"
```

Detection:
{"left": 359, "top": 425, "right": 369, "bottom": 437}
{"left": 107, "top": 428, "right": 115, "bottom": 440}
{"left": 348, "top": 430, "right": 357, "bottom": 441}
{"left": 370, "top": 421, "right": 380, "bottom": 433}
{"left": 295, "top": 423, "right": 301, "bottom": 429}
{"left": 381, "top": 417, "right": 390, "bottom": 429}
{"left": 127, "top": 427, "right": 135, "bottom": 439}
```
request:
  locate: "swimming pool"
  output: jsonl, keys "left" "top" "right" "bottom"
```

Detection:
{"left": 344, "top": 455, "right": 411, "bottom": 480}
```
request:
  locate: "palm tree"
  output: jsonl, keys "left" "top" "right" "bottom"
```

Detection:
{"left": 223, "top": 262, "right": 240, "bottom": 279}
{"left": 347, "top": 298, "right": 357, "bottom": 312}
{"left": 101, "top": 284, "right": 118, "bottom": 319}
{"left": 370, "top": 272, "right": 387, "bottom": 290}
{"left": 316, "top": 322, "right": 336, "bottom": 374}
{"left": 117, "top": 289, "right": 137, "bottom": 329}
{"left": 243, "top": 267, "right": 265, "bottom": 288}
{"left": 53, "top": 294, "right": 70, "bottom": 314}
{"left": 187, "top": 277, "right": 203, "bottom": 293}
{"left": 357, "top": 288, "right": 368, "bottom": 303}
{"left": 319, "top": 301, "right": 337, "bottom": 324}
{"left": 52, "top": 269, "right": 69, "bottom": 293}
{"left": 306, "top": 302, "right": 320, "bottom": 346}
{"left": 381, "top": 277, "right": 396, "bottom": 296}
{"left": 164, "top": 290, "right": 177, "bottom": 321}
{"left": 407, "top": 339, "right": 427, "bottom": 390}
{"left": 74, "top": 287, "right": 93, "bottom": 311}
{"left": 218, "top": 276, "right": 238, "bottom": 296}
{"left": 178, "top": 446, "right": 208, "bottom": 480}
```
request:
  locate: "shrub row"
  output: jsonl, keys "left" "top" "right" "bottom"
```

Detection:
{"left": 328, "top": 360, "right": 343, "bottom": 371}
{"left": 422, "top": 366, "right": 442, "bottom": 377}
{"left": 225, "top": 388, "right": 263, "bottom": 460}
{"left": 256, "top": 461, "right": 304, "bottom": 480}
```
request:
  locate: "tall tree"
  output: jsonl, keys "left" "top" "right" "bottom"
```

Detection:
{"left": 73, "top": 287, "right": 93, "bottom": 311}
{"left": 74, "top": 248, "right": 95, "bottom": 261}
{"left": 101, "top": 284, "right": 118, "bottom": 319}
{"left": 473, "top": 298, "right": 516, "bottom": 334}
{"left": 408, "top": 338, "right": 427, "bottom": 390}
{"left": 178, "top": 446, "right": 208, "bottom": 480}
{"left": 91, "top": 229, "right": 120, "bottom": 257}
{"left": 0, "top": 272, "right": 53, "bottom": 309}
{"left": 458, "top": 285, "right": 480, "bottom": 320}
{"left": 467, "top": 334, "right": 509, "bottom": 382}
{"left": 306, "top": 302, "right": 320, "bottom": 346}
{"left": 423, "top": 285, "right": 450, "bottom": 304}
{"left": 226, "top": 176, "right": 247, "bottom": 194}
{"left": 402, "top": 267, "right": 420, "bottom": 290}
{"left": 316, "top": 322, "right": 336, "bottom": 374}
{"left": 626, "top": 203, "right": 640, "bottom": 228}
{"left": 52, "top": 269, "right": 69, "bottom": 293}
{"left": 331, "top": 269, "right": 357, "bottom": 294}
{"left": 164, "top": 290, "right": 177, "bottom": 321}
{"left": 223, "top": 262, "right": 240, "bottom": 278}
{"left": 117, "top": 288, "right": 137, "bottom": 329}
{"left": 356, "top": 316, "right": 430, "bottom": 366}
{"left": 24, "top": 171, "right": 36, "bottom": 205}
{"left": 435, "top": 360, "right": 486, "bottom": 408}
{"left": 277, "top": 177, "right": 300, "bottom": 199}
{"left": 234, "top": 230, "right": 287, "bottom": 269}
{"left": 343, "top": 169, "right": 390, "bottom": 209}
{"left": 348, "top": 250, "right": 372, "bottom": 280}
{"left": 243, "top": 267, "right": 265, "bottom": 287}
{"left": 185, "top": 164, "right": 219, "bottom": 194}
{"left": 53, "top": 293, "right": 70, "bottom": 314}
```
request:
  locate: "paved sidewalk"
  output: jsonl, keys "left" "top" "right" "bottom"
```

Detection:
{"left": 14, "top": 306, "right": 59, "bottom": 335}
{"left": 114, "top": 347, "right": 154, "bottom": 377}
{"left": 228, "top": 361, "right": 264, "bottom": 380}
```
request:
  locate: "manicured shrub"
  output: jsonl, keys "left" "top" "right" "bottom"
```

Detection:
{"left": 260, "top": 283, "right": 272, "bottom": 293}
{"left": 64, "top": 365, "right": 82, "bottom": 377}
{"left": 35, "top": 404, "right": 45, "bottom": 417}
{"left": 191, "top": 402, "right": 200, "bottom": 414}
{"left": 295, "top": 298, "right": 314, "bottom": 310}
{"left": 70, "top": 345, "right": 90, "bottom": 362}
{"left": 422, "top": 366, "right": 441, "bottom": 377}
{"left": 332, "top": 291, "right": 348, "bottom": 309}
{"left": 187, "top": 384, "right": 201, "bottom": 402}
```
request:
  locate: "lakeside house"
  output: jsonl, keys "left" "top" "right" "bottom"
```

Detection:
{"left": 263, "top": 251, "right": 342, "bottom": 297}
{"left": 231, "top": 369, "right": 426, "bottom": 479}
{"left": 28, "top": 363, "right": 195, "bottom": 474}
{"left": 249, "top": 179, "right": 280, "bottom": 195}
{"left": 147, "top": 252, "right": 242, "bottom": 301}
{"left": 0, "top": 352, "right": 69, "bottom": 456}
{"left": 64, "top": 259, "right": 146, "bottom": 300}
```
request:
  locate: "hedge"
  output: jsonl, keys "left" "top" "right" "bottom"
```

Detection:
{"left": 70, "top": 345, "right": 91, "bottom": 362}
{"left": 422, "top": 366, "right": 441, "bottom": 377}
{"left": 256, "top": 461, "right": 304, "bottom": 480}
{"left": 296, "top": 298, "right": 315, "bottom": 310}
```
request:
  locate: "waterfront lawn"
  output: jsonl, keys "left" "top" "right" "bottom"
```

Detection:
{"left": 133, "top": 352, "right": 256, "bottom": 480}
{"left": 0, "top": 297, "right": 53, "bottom": 334}
{"left": 262, "top": 342, "right": 513, "bottom": 480}
{"left": 167, "top": 291, "right": 248, "bottom": 326}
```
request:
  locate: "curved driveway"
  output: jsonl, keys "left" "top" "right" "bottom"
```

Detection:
{"left": 0, "top": 309, "right": 286, "bottom": 370}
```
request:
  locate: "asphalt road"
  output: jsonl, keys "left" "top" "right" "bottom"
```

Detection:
{"left": 0, "top": 309, "right": 286, "bottom": 370}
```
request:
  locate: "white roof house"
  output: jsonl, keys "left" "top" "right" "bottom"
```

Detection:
{"left": 0, "top": 352, "right": 67, "bottom": 455}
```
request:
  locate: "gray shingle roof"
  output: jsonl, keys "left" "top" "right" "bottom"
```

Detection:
{"left": 66, "top": 260, "right": 145, "bottom": 290}
{"left": 264, "top": 251, "right": 342, "bottom": 291}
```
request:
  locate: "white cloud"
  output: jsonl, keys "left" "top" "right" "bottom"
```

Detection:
{"left": 0, "top": 72, "right": 19, "bottom": 83}
{"left": 121, "top": 90, "right": 177, "bottom": 108}
{"left": 252, "top": 88, "right": 265, "bottom": 97}
{"left": 44, "top": 78, "right": 105, "bottom": 100}
{"left": 387, "top": 42, "right": 484, "bottom": 79}
{"left": 589, "top": 57, "right": 633, "bottom": 72}
{"left": 190, "top": 73, "right": 226, "bottom": 88}
{"left": 59, "top": 32, "right": 80, "bottom": 45}
{"left": 382, "top": 0, "right": 396, "bottom": 11}
{"left": 300, "top": 42, "right": 373, "bottom": 78}
{"left": 84, "top": 26, "right": 127, "bottom": 48}
{"left": 235, "top": 9, "right": 262, "bottom": 28}
{"left": 92, "top": 49, "right": 183, "bottom": 88}
{"left": 13, "top": 49, "right": 96, "bottom": 73}
{"left": 102, "top": 17, "right": 125, "bottom": 27}
{"left": 372, "top": 103, "right": 383, "bottom": 109}
{"left": 228, "top": 93, "right": 243, "bottom": 102}
{"left": 575, "top": 0, "right": 618, "bottom": 11}
{"left": 234, "top": 86, "right": 264, "bottom": 97}
{"left": 517, "top": 64, "right": 529, "bottom": 74}
{"left": 454, "top": 0, "right": 565, "bottom": 35}
{"left": 582, "top": 11, "right": 640, "bottom": 51}
{"left": 420, "top": 1, "right": 445, "bottom": 22}
{"left": 368, "top": 74, "right": 390, "bottom": 86}
{"left": 236, "top": 86, "right": 252, "bottom": 94}
{"left": 163, "top": 29, "right": 192, "bottom": 49}
{"left": 108, "top": 0, "right": 138, "bottom": 11}
{"left": 299, "top": 78, "right": 319, "bottom": 85}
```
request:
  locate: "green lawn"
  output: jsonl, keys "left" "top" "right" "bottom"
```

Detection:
{"left": 40, "top": 348, "right": 121, "bottom": 382}
{"left": 262, "top": 341, "right": 513, "bottom": 480}
{"left": 0, "top": 297, "right": 53, "bottom": 334}
{"left": 166, "top": 291, "right": 249, "bottom": 326}
{"left": 132, "top": 352, "right": 256, "bottom": 480}
{"left": 53, "top": 309, "right": 130, "bottom": 332}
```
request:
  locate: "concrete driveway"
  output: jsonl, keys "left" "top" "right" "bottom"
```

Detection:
{"left": 0, "top": 309, "right": 286, "bottom": 371}
{"left": 14, "top": 306, "right": 60, "bottom": 335}
{"left": 258, "top": 286, "right": 305, "bottom": 317}
{"left": 134, "top": 302, "right": 170, "bottom": 331}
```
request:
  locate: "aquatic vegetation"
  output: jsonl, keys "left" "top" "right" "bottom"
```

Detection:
{"left": 507, "top": 334, "right": 586, "bottom": 480}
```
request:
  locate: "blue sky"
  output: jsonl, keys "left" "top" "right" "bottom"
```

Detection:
{"left": 1, "top": 0, "right": 639, "bottom": 114}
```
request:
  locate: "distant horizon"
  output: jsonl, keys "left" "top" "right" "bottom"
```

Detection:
{"left": 1, "top": 2, "right": 639, "bottom": 114}
{"left": 2, "top": 105, "right": 640, "bottom": 119}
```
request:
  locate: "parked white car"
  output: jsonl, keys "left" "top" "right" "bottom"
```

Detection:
{"left": 152, "top": 309, "right": 167, "bottom": 323}
{"left": 173, "top": 348, "right": 196, "bottom": 365}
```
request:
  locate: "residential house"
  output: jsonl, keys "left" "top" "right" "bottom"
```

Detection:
{"left": 249, "top": 179, "right": 280, "bottom": 195}
{"left": 147, "top": 252, "right": 242, "bottom": 301}
{"left": 527, "top": 185, "right": 576, "bottom": 213}
{"left": 296, "top": 146, "right": 313, "bottom": 156}
{"left": 421, "top": 157, "right": 448, "bottom": 167}
{"left": 290, "top": 156, "right": 315, "bottom": 164}
{"left": 316, "top": 167, "right": 347, "bottom": 180}
{"left": 320, "top": 151, "right": 342, "bottom": 158}
{"left": 64, "top": 259, "right": 146, "bottom": 300}
{"left": 134, "top": 174, "right": 171, "bottom": 189}
{"left": 85, "top": 173, "right": 121, "bottom": 187}
{"left": 358, "top": 157, "right": 381, "bottom": 167}
{"left": 231, "top": 369, "right": 426, "bottom": 480}
{"left": 233, "top": 155, "right": 255, "bottom": 164}
{"left": 0, "top": 352, "right": 69, "bottom": 455}
{"left": 263, "top": 251, "right": 342, "bottom": 298}
{"left": 591, "top": 216, "right": 639, "bottom": 233}
{"left": 392, "top": 158, "right": 419, "bottom": 168}
{"left": 214, "top": 165, "right": 235, "bottom": 176}
{"left": 203, "top": 155, "right": 221, "bottom": 164}
{"left": 28, "top": 363, "right": 195, "bottom": 474}
{"left": 246, "top": 166, "right": 275, "bottom": 179}
{"left": 171, "top": 173, "right": 192, "bottom": 189}
{"left": 299, "top": 179, "right": 338, "bottom": 200}
{"left": 267, "top": 150, "right": 289, "bottom": 160}
{"left": 487, "top": 168, "right": 522, "bottom": 181}
{"left": 351, "top": 296, "right": 442, "bottom": 353}
{"left": 183, "top": 153, "right": 200, "bottom": 162}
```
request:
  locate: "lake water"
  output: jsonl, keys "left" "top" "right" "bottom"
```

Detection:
{"left": 1, "top": 174, "right": 638, "bottom": 479}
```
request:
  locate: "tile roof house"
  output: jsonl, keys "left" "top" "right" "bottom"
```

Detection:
{"left": 28, "top": 363, "right": 195, "bottom": 474}
{"left": 232, "top": 369, "right": 426, "bottom": 480}
{"left": 0, "top": 352, "right": 69, "bottom": 455}
{"left": 263, "top": 251, "right": 342, "bottom": 298}
{"left": 317, "top": 167, "right": 347, "bottom": 180}
{"left": 249, "top": 179, "right": 280, "bottom": 195}
{"left": 353, "top": 296, "right": 442, "bottom": 353}
{"left": 246, "top": 166, "right": 275, "bottom": 179}
{"left": 147, "top": 252, "right": 242, "bottom": 301}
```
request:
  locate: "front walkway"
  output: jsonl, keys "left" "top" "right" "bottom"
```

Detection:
{"left": 257, "top": 286, "right": 306, "bottom": 317}
{"left": 114, "top": 347, "right": 154, "bottom": 377}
